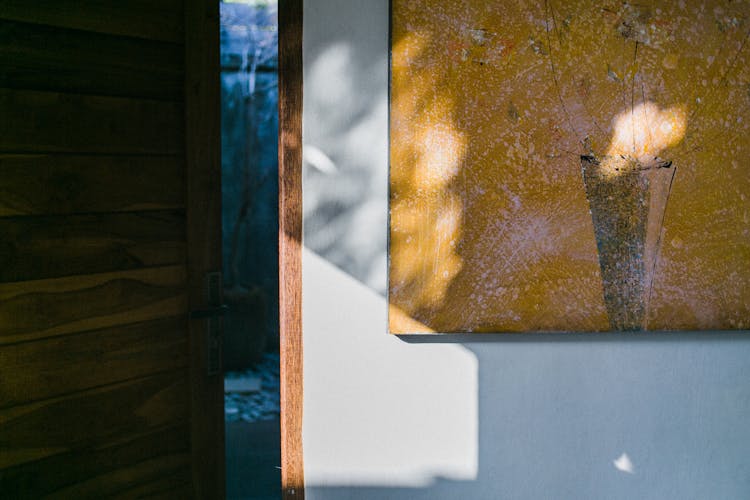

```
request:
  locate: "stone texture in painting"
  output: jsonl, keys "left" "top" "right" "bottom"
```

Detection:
{"left": 389, "top": 0, "right": 750, "bottom": 333}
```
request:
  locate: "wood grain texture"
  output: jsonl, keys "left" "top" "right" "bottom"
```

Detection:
{"left": 0, "top": 2, "right": 195, "bottom": 497}
{"left": 0, "top": 211, "right": 186, "bottom": 283}
{"left": 0, "top": 317, "right": 188, "bottom": 408}
{"left": 0, "top": 0, "right": 184, "bottom": 43}
{"left": 0, "top": 89, "right": 183, "bottom": 154}
{"left": 0, "top": 20, "right": 183, "bottom": 100}
{"left": 47, "top": 466, "right": 192, "bottom": 500}
{"left": 278, "top": 0, "right": 304, "bottom": 497}
{"left": 0, "top": 266, "right": 187, "bottom": 345}
{"left": 107, "top": 469, "right": 193, "bottom": 500}
{"left": 0, "top": 154, "right": 185, "bottom": 216}
{"left": 0, "top": 370, "right": 188, "bottom": 469}
{"left": 185, "top": 0, "right": 224, "bottom": 497}
{"left": 0, "top": 423, "right": 190, "bottom": 498}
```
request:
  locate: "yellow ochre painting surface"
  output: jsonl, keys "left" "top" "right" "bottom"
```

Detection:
{"left": 389, "top": 0, "right": 750, "bottom": 333}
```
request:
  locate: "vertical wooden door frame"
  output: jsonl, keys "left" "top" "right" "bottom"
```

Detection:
{"left": 278, "top": 0, "right": 305, "bottom": 498}
{"left": 186, "top": 0, "right": 225, "bottom": 497}
{"left": 185, "top": 0, "right": 304, "bottom": 496}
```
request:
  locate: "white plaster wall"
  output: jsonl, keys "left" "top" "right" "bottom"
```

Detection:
{"left": 302, "top": 1, "right": 750, "bottom": 498}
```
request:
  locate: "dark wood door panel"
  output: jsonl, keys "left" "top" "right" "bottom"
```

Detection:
{"left": 0, "top": 154, "right": 185, "bottom": 216}
{"left": 0, "top": 89, "right": 184, "bottom": 155}
{"left": 107, "top": 468, "right": 193, "bottom": 500}
{"left": 0, "top": 423, "right": 190, "bottom": 498}
{"left": 0, "top": 0, "right": 185, "bottom": 43}
{"left": 44, "top": 462, "right": 192, "bottom": 499}
{"left": 0, "top": 0, "right": 223, "bottom": 495}
{"left": 0, "top": 266, "right": 187, "bottom": 345}
{"left": 0, "top": 20, "right": 183, "bottom": 100}
{"left": 0, "top": 317, "right": 188, "bottom": 409}
{"left": 185, "top": 0, "right": 224, "bottom": 496}
{"left": 0, "top": 370, "right": 189, "bottom": 470}
{"left": 0, "top": 210, "right": 186, "bottom": 283}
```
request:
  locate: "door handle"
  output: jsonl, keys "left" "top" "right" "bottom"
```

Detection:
{"left": 189, "top": 304, "right": 229, "bottom": 319}
{"left": 192, "top": 272, "right": 225, "bottom": 376}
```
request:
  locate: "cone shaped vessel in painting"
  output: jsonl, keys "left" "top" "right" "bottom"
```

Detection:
{"left": 581, "top": 155, "right": 675, "bottom": 331}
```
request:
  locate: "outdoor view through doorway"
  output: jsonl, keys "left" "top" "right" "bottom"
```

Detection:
{"left": 220, "top": 1, "right": 281, "bottom": 498}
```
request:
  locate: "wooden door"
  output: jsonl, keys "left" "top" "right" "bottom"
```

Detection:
{"left": 0, "top": 1, "right": 224, "bottom": 497}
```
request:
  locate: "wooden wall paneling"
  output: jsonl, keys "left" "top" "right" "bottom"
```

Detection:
{"left": 0, "top": 20, "right": 183, "bottom": 100}
{"left": 45, "top": 464, "right": 191, "bottom": 500}
{"left": 0, "top": 0, "right": 198, "bottom": 497}
{"left": 0, "top": 317, "right": 188, "bottom": 408}
{"left": 0, "top": 0, "right": 185, "bottom": 43}
{"left": 0, "top": 154, "right": 185, "bottom": 217}
{"left": 278, "top": 0, "right": 304, "bottom": 498}
{"left": 107, "top": 468, "right": 194, "bottom": 499}
{"left": 0, "top": 211, "right": 186, "bottom": 283}
{"left": 0, "top": 423, "right": 190, "bottom": 498}
{"left": 0, "top": 266, "right": 187, "bottom": 345}
{"left": 0, "top": 370, "right": 189, "bottom": 470}
{"left": 184, "top": 0, "right": 224, "bottom": 497}
{"left": 0, "top": 89, "right": 184, "bottom": 155}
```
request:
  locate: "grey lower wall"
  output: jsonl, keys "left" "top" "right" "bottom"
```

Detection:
{"left": 301, "top": 1, "right": 750, "bottom": 499}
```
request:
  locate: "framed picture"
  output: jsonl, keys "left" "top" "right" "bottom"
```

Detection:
{"left": 388, "top": 0, "right": 750, "bottom": 333}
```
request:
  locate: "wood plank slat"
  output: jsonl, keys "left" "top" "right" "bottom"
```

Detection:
{"left": 0, "top": 266, "right": 187, "bottom": 345}
{"left": 0, "top": 422, "right": 190, "bottom": 498}
{"left": 0, "top": 89, "right": 184, "bottom": 155}
{"left": 0, "top": 154, "right": 185, "bottom": 216}
{"left": 0, "top": 20, "right": 184, "bottom": 100}
{"left": 45, "top": 461, "right": 191, "bottom": 499}
{"left": 0, "top": 423, "right": 190, "bottom": 498}
{"left": 0, "top": 0, "right": 184, "bottom": 43}
{"left": 0, "top": 210, "right": 186, "bottom": 283}
{"left": 108, "top": 468, "right": 192, "bottom": 499}
{"left": 0, "top": 370, "right": 189, "bottom": 470}
{"left": 0, "top": 317, "right": 188, "bottom": 409}
{"left": 278, "top": 0, "right": 305, "bottom": 498}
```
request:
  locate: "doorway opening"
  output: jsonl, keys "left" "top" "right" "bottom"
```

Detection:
{"left": 220, "top": 1, "right": 281, "bottom": 498}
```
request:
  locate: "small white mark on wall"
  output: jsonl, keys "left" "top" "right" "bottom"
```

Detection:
{"left": 613, "top": 452, "right": 635, "bottom": 474}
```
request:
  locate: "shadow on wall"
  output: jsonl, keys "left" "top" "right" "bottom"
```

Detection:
{"left": 304, "top": 248, "right": 750, "bottom": 500}
{"left": 302, "top": 2, "right": 390, "bottom": 294}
